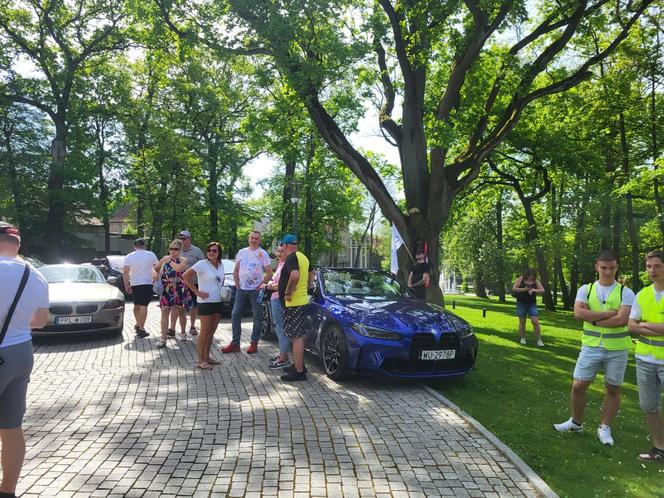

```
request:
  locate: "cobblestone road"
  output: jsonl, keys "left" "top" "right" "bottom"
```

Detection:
{"left": 16, "top": 302, "right": 549, "bottom": 497}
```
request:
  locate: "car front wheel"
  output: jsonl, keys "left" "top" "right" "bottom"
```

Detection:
{"left": 321, "top": 324, "right": 350, "bottom": 380}
{"left": 261, "top": 302, "right": 276, "bottom": 340}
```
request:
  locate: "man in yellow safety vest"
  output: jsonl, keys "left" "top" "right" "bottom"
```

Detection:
{"left": 628, "top": 249, "right": 664, "bottom": 462}
{"left": 554, "top": 250, "right": 635, "bottom": 446}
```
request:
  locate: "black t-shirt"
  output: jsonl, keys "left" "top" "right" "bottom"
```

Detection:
{"left": 515, "top": 279, "right": 537, "bottom": 305}
{"left": 278, "top": 251, "right": 306, "bottom": 301}
{"left": 409, "top": 262, "right": 430, "bottom": 299}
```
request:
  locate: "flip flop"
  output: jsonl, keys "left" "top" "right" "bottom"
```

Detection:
{"left": 196, "top": 362, "right": 213, "bottom": 370}
{"left": 206, "top": 358, "right": 221, "bottom": 365}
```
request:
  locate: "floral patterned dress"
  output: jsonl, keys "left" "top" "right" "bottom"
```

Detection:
{"left": 159, "top": 258, "right": 194, "bottom": 310}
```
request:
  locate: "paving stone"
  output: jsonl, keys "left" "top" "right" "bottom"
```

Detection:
{"left": 18, "top": 304, "right": 542, "bottom": 497}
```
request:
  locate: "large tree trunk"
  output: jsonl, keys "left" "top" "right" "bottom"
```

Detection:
{"left": 281, "top": 160, "right": 296, "bottom": 233}
{"left": 496, "top": 191, "right": 506, "bottom": 302}
{"left": 474, "top": 277, "right": 487, "bottom": 298}
{"left": 521, "top": 199, "right": 554, "bottom": 310}
{"left": 1, "top": 122, "right": 26, "bottom": 236}
{"left": 46, "top": 118, "right": 68, "bottom": 261}
{"left": 95, "top": 122, "right": 111, "bottom": 254}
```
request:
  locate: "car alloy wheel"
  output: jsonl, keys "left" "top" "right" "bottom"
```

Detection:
{"left": 321, "top": 325, "right": 349, "bottom": 380}
{"left": 260, "top": 302, "right": 276, "bottom": 340}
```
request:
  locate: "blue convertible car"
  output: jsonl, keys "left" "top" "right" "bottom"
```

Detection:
{"left": 262, "top": 267, "right": 478, "bottom": 380}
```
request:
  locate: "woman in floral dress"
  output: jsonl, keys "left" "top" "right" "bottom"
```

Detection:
{"left": 153, "top": 239, "right": 192, "bottom": 348}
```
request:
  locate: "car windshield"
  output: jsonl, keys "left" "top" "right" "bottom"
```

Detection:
{"left": 322, "top": 269, "right": 407, "bottom": 300}
{"left": 106, "top": 255, "right": 125, "bottom": 271}
{"left": 39, "top": 265, "right": 105, "bottom": 284}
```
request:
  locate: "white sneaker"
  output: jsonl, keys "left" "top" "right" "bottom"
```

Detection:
{"left": 536, "top": 339, "right": 545, "bottom": 347}
{"left": 156, "top": 339, "right": 166, "bottom": 348}
{"left": 520, "top": 338, "right": 527, "bottom": 345}
{"left": 597, "top": 425, "right": 614, "bottom": 446}
{"left": 553, "top": 417, "right": 584, "bottom": 433}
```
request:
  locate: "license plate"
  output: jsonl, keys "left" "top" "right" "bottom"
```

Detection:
{"left": 419, "top": 349, "right": 456, "bottom": 360}
{"left": 55, "top": 316, "right": 92, "bottom": 325}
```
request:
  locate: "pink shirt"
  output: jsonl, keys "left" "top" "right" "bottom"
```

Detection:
{"left": 269, "top": 261, "right": 285, "bottom": 300}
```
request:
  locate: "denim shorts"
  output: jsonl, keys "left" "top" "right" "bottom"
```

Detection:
{"left": 516, "top": 302, "right": 538, "bottom": 317}
{"left": 573, "top": 346, "right": 628, "bottom": 386}
{"left": 635, "top": 359, "right": 664, "bottom": 413}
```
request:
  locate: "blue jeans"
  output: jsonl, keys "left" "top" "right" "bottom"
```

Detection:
{"left": 231, "top": 288, "right": 262, "bottom": 343}
{"left": 270, "top": 299, "right": 289, "bottom": 355}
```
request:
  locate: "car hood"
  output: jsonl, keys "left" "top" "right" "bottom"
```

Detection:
{"left": 329, "top": 296, "right": 453, "bottom": 333}
{"left": 48, "top": 283, "right": 122, "bottom": 303}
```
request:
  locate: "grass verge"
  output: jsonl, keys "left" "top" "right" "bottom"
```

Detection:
{"left": 427, "top": 295, "right": 663, "bottom": 498}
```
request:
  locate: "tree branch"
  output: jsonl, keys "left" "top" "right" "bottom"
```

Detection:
{"left": 373, "top": 36, "right": 401, "bottom": 145}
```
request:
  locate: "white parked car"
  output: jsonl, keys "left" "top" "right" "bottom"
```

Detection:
{"left": 32, "top": 264, "right": 125, "bottom": 337}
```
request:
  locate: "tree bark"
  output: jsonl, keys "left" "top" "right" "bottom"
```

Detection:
{"left": 496, "top": 190, "right": 506, "bottom": 302}
{"left": 282, "top": 159, "right": 296, "bottom": 233}
{"left": 207, "top": 136, "right": 220, "bottom": 242}
{"left": 619, "top": 111, "right": 641, "bottom": 290}
{"left": 1, "top": 120, "right": 26, "bottom": 235}
{"left": 45, "top": 118, "right": 68, "bottom": 262}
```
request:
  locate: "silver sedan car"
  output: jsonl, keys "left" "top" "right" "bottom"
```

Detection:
{"left": 32, "top": 264, "right": 125, "bottom": 337}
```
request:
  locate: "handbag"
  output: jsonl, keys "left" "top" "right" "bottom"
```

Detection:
{"left": 153, "top": 264, "right": 164, "bottom": 296}
{"left": 220, "top": 285, "right": 232, "bottom": 303}
{"left": 0, "top": 264, "right": 31, "bottom": 366}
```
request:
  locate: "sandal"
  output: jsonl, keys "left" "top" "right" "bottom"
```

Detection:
{"left": 190, "top": 327, "right": 198, "bottom": 336}
{"left": 637, "top": 447, "right": 664, "bottom": 462}
{"left": 206, "top": 358, "right": 221, "bottom": 365}
{"left": 196, "top": 362, "right": 213, "bottom": 370}
{"left": 180, "top": 331, "right": 187, "bottom": 340}
{"left": 167, "top": 328, "right": 176, "bottom": 337}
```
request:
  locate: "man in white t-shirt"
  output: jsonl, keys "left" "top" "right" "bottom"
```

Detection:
{"left": 123, "top": 238, "right": 158, "bottom": 338}
{"left": 0, "top": 222, "right": 49, "bottom": 498}
{"left": 221, "top": 230, "right": 272, "bottom": 354}
{"left": 177, "top": 230, "right": 204, "bottom": 336}
{"left": 628, "top": 250, "right": 664, "bottom": 462}
{"left": 553, "top": 250, "right": 635, "bottom": 447}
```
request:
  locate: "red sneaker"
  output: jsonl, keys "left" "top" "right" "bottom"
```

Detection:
{"left": 220, "top": 342, "right": 240, "bottom": 353}
{"left": 246, "top": 341, "right": 258, "bottom": 354}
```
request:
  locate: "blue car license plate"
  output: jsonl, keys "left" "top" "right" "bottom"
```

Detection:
{"left": 55, "top": 316, "right": 92, "bottom": 325}
{"left": 419, "top": 349, "right": 456, "bottom": 360}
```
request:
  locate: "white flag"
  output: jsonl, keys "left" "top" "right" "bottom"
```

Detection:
{"left": 390, "top": 223, "right": 404, "bottom": 275}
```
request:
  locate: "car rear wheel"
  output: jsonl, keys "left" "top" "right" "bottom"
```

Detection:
{"left": 321, "top": 324, "right": 350, "bottom": 380}
{"left": 261, "top": 302, "right": 276, "bottom": 340}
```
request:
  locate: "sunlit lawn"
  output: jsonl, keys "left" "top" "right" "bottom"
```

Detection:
{"left": 427, "top": 295, "right": 663, "bottom": 498}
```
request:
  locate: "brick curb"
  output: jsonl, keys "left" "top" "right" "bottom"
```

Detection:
{"left": 421, "top": 385, "right": 559, "bottom": 498}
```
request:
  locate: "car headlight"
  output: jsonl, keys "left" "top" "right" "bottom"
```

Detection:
{"left": 445, "top": 313, "right": 474, "bottom": 338}
{"left": 102, "top": 299, "right": 124, "bottom": 310}
{"left": 350, "top": 323, "right": 402, "bottom": 341}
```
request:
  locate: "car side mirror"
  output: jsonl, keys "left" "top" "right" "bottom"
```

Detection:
{"left": 107, "top": 276, "right": 118, "bottom": 285}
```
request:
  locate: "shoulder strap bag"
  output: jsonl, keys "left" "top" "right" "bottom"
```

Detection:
{"left": 0, "top": 264, "right": 31, "bottom": 365}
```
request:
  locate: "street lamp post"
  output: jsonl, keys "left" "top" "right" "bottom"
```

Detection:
{"left": 289, "top": 178, "right": 301, "bottom": 237}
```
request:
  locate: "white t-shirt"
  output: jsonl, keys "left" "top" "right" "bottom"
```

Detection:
{"left": 123, "top": 249, "right": 158, "bottom": 286}
{"left": 575, "top": 281, "right": 635, "bottom": 307}
{"left": 630, "top": 287, "right": 664, "bottom": 365}
{"left": 0, "top": 256, "right": 49, "bottom": 348}
{"left": 236, "top": 247, "right": 271, "bottom": 290}
{"left": 191, "top": 259, "right": 225, "bottom": 303}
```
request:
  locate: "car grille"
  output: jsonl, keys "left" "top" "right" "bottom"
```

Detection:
{"left": 50, "top": 306, "right": 73, "bottom": 315}
{"left": 380, "top": 332, "right": 473, "bottom": 374}
{"left": 76, "top": 305, "right": 98, "bottom": 314}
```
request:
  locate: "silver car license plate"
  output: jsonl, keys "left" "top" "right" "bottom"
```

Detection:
{"left": 56, "top": 316, "right": 92, "bottom": 325}
{"left": 419, "top": 349, "right": 456, "bottom": 360}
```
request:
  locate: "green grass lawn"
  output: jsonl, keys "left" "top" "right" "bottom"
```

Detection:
{"left": 427, "top": 295, "right": 663, "bottom": 498}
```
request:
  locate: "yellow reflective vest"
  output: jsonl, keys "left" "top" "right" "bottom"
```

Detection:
{"left": 582, "top": 282, "right": 631, "bottom": 350}
{"left": 634, "top": 285, "right": 664, "bottom": 361}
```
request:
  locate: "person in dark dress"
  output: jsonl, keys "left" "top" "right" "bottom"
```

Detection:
{"left": 408, "top": 248, "right": 430, "bottom": 300}
{"left": 512, "top": 267, "right": 545, "bottom": 346}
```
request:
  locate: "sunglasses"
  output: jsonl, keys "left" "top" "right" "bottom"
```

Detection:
{"left": 169, "top": 247, "right": 180, "bottom": 251}
{"left": 207, "top": 248, "right": 219, "bottom": 253}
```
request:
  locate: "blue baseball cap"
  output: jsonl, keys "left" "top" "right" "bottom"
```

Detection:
{"left": 280, "top": 233, "right": 298, "bottom": 245}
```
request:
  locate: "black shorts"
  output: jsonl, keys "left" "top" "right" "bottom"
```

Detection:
{"left": 284, "top": 304, "right": 311, "bottom": 338}
{"left": 131, "top": 285, "right": 153, "bottom": 306}
{"left": 197, "top": 302, "right": 223, "bottom": 316}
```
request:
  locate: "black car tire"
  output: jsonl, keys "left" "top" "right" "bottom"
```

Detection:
{"left": 321, "top": 324, "right": 350, "bottom": 380}
{"left": 261, "top": 302, "right": 276, "bottom": 340}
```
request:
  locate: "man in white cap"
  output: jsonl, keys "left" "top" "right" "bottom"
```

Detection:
{"left": 0, "top": 222, "right": 49, "bottom": 498}
{"left": 177, "top": 230, "right": 204, "bottom": 336}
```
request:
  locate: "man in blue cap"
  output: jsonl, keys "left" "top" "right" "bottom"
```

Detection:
{"left": 278, "top": 233, "right": 314, "bottom": 381}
